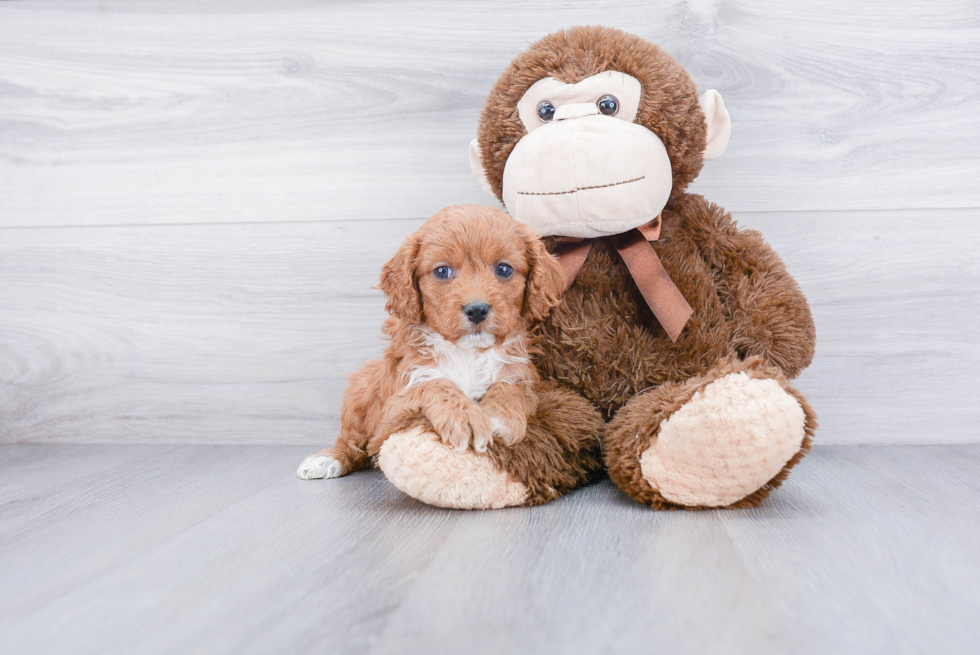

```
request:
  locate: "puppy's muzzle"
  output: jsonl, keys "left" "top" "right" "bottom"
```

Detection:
{"left": 463, "top": 301, "right": 490, "bottom": 325}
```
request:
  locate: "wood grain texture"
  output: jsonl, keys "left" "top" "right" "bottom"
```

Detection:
{"left": 1, "top": 444, "right": 978, "bottom": 654}
{"left": 1, "top": 0, "right": 977, "bottom": 446}
{"left": 1, "top": 0, "right": 979, "bottom": 227}
{"left": 1, "top": 209, "right": 977, "bottom": 445}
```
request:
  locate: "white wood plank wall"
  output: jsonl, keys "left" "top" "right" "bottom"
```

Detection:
{"left": 1, "top": 0, "right": 978, "bottom": 445}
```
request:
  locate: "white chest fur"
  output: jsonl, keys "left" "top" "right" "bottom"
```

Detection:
{"left": 407, "top": 331, "right": 528, "bottom": 401}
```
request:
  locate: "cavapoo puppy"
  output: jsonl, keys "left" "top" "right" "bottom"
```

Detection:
{"left": 297, "top": 204, "right": 568, "bottom": 483}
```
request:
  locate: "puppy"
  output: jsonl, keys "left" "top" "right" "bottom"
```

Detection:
{"left": 297, "top": 204, "right": 565, "bottom": 480}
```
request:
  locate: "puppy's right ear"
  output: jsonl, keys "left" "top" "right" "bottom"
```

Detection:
{"left": 378, "top": 234, "right": 423, "bottom": 324}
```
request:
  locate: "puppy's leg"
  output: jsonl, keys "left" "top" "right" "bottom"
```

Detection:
{"left": 297, "top": 435, "right": 370, "bottom": 480}
{"left": 297, "top": 448, "right": 346, "bottom": 480}
{"left": 298, "top": 360, "right": 381, "bottom": 480}
{"left": 373, "top": 379, "right": 492, "bottom": 454}
{"left": 478, "top": 380, "right": 537, "bottom": 451}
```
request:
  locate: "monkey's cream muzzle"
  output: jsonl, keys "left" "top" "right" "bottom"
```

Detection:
{"left": 501, "top": 113, "right": 673, "bottom": 239}
{"left": 470, "top": 71, "right": 730, "bottom": 241}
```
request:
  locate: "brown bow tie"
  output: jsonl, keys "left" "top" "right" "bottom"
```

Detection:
{"left": 552, "top": 214, "right": 693, "bottom": 342}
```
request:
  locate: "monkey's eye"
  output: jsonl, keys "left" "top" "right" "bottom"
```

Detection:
{"left": 494, "top": 263, "right": 514, "bottom": 279}
{"left": 536, "top": 100, "right": 556, "bottom": 122}
{"left": 597, "top": 94, "right": 619, "bottom": 116}
{"left": 433, "top": 266, "right": 453, "bottom": 280}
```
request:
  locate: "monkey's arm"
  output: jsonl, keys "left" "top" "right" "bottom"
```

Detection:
{"left": 681, "top": 195, "right": 816, "bottom": 378}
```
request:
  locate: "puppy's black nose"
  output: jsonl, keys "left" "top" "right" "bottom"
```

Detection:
{"left": 463, "top": 301, "right": 490, "bottom": 324}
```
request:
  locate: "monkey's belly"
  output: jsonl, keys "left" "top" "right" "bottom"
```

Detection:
{"left": 536, "top": 308, "right": 666, "bottom": 417}
{"left": 536, "top": 242, "right": 727, "bottom": 418}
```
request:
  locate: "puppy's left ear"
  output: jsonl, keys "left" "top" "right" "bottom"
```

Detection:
{"left": 378, "top": 233, "right": 424, "bottom": 324}
{"left": 520, "top": 226, "right": 565, "bottom": 323}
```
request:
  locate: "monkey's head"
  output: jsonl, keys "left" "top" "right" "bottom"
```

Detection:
{"left": 470, "top": 26, "right": 731, "bottom": 239}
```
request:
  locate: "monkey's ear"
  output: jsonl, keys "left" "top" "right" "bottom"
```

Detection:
{"left": 699, "top": 90, "right": 732, "bottom": 161}
{"left": 469, "top": 138, "right": 497, "bottom": 197}
{"left": 377, "top": 234, "right": 424, "bottom": 324}
{"left": 520, "top": 226, "right": 565, "bottom": 323}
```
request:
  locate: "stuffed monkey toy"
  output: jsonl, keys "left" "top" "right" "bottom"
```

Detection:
{"left": 379, "top": 26, "right": 817, "bottom": 510}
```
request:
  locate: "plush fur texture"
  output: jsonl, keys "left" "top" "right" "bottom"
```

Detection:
{"left": 534, "top": 194, "right": 816, "bottom": 419}
{"left": 379, "top": 426, "right": 530, "bottom": 509}
{"left": 639, "top": 369, "right": 807, "bottom": 507}
{"left": 530, "top": 195, "right": 818, "bottom": 509}
{"left": 486, "top": 380, "right": 605, "bottom": 506}
{"left": 472, "top": 27, "right": 818, "bottom": 510}
{"left": 298, "top": 204, "right": 604, "bottom": 508}
{"left": 604, "top": 357, "right": 817, "bottom": 509}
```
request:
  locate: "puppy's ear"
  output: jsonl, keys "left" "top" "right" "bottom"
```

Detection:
{"left": 378, "top": 234, "right": 423, "bottom": 324}
{"left": 520, "top": 226, "right": 565, "bottom": 323}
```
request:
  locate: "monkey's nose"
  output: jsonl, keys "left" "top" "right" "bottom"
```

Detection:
{"left": 463, "top": 302, "right": 490, "bottom": 324}
{"left": 554, "top": 102, "right": 600, "bottom": 121}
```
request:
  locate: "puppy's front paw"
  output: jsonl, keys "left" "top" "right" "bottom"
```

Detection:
{"left": 297, "top": 454, "right": 344, "bottom": 480}
{"left": 465, "top": 405, "right": 495, "bottom": 453}
{"left": 429, "top": 405, "right": 493, "bottom": 452}
{"left": 488, "top": 414, "right": 527, "bottom": 446}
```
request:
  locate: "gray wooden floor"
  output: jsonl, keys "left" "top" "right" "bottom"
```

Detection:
{"left": 2, "top": 444, "right": 978, "bottom": 655}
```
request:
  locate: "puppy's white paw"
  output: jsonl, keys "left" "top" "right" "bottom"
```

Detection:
{"left": 488, "top": 415, "right": 524, "bottom": 446}
{"left": 487, "top": 416, "right": 509, "bottom": 446}
{"left": 297, "top": 454, "right": 343, "bottom": 480}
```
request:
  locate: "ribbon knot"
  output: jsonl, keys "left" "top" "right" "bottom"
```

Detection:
{"left": 553, "top": 214, "right": 693, "bottom": 342}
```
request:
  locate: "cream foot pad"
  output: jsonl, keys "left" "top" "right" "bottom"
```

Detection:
{"left": 378, "top": 427, "right": 528, "bottom": 509}
{"left": 639, "top": 372, "right": 806, "bottom": 507}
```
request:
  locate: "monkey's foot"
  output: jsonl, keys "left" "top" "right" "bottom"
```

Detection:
{"left": 605, "top": 357, "right": 817, "bottom": 509}
{"left": 378, "top": 427, "right": 528, "bottom": 509}
{"left": 641, "top": 373, "right": 806, "bottom": 507}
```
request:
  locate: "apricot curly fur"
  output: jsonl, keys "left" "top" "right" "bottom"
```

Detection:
{"left": 305, "top": 204, "right": 605, "bottom": 506}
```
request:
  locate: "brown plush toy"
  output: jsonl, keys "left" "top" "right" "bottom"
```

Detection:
{"left": 373, "top": 26, "right": 817, "bottom": 510}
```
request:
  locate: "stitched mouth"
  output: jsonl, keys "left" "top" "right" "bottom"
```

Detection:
{"left": 516, "top": 175, "right": 645, "bottom": 196}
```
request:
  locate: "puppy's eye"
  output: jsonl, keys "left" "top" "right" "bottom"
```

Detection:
{"left": 433, "top": 266, "right": 452, "bottom": 280}
{"left": 495, "top": 263, "right": 514, "bottom": 279}
{"left": 597, "top": 94, "right": 619, "bottom": 116}
{"left": 536, "top": 100, "right": 556, "bottom": 123}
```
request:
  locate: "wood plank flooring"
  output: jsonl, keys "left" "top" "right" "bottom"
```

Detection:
{"left": 2, "top": 444, "right": 978, "bottom": 654}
